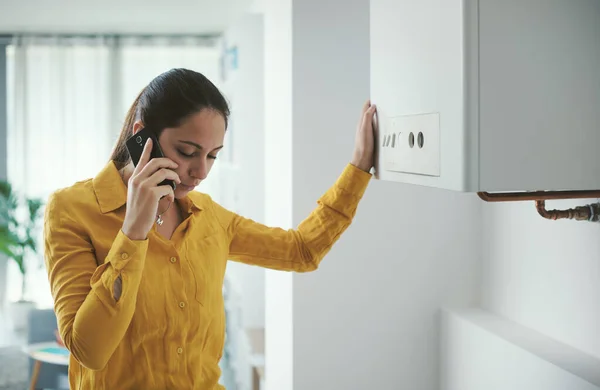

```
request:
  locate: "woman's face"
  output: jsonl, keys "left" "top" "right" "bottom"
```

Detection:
{"left": 135, "top": 108, "right": 226, "bottom": 198}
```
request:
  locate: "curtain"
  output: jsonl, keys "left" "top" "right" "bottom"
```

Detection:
{"left": 6, "top": 35, "right": 224, "bottom": 308}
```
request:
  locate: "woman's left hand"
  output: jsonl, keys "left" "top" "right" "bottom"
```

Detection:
{"left": 351, "top": 100, "right": 377, "bottom": 172}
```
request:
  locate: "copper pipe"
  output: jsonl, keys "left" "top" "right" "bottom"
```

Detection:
{"left": 535, "top": 200, "right": 600, "bottom": 222}
{"left": 478, "top": 190, "right": 600, "bottom": 202}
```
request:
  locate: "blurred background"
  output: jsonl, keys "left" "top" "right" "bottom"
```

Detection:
{"left": 0, "top": 1, "right": 267, "bottom": 389}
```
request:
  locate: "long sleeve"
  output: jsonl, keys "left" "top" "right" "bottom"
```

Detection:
{"left": 215, "top": 163, "right": 371, "bottom": 272}
{"left": 43, "top": 191, "right": 148, "bottom": 370}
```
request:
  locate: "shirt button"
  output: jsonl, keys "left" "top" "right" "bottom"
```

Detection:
{"left": 179, "top": 302, "right": 185, "bottom": 308}
{"left": 177, "top": 347, "right": 183, "bottom": 354}
{"left": 170, "top": 257, "right": 177, "bottom": 263}
{"left": 121, "top": 253, "right": 129, "bottom": 260}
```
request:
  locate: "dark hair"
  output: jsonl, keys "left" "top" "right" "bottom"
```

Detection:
{"left": 110, "top": 68, "right": 230, "bottom": 170}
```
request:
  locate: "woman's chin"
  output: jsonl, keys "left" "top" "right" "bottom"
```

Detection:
{"left": 174, "top": 186, "right": 194, "bottom": 198}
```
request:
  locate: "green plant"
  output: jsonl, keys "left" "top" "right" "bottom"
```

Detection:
{"left": 0, "top": 179, "right": 44, "bottom": 302}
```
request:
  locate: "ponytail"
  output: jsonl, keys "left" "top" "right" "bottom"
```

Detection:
{"left": 110, "top": 89, "right": 144, "bottom": 170}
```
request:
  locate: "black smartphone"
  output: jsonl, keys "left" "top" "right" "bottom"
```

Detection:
{"left": 125, "top": 127, "right": 176, "bottom": 190}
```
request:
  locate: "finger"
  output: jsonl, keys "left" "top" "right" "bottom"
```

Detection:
{"left": 154, "top": 185, "right": 175, "bottom": 202}
{"left": 134, "top": 138, "right": 153, "bottom": 174}
{"left": 365, "top": 103, "right": 377, "bottom": 117}
{"left": 362, "top": 99, "right": 370, "bottom": 114}
{"left": 137, "top": 157, "right": 179, "bottom": 179}
{"left": 145, "top": 168, "right": 181, "bottom": 186}
{"left": 361, "top": 104, "right": 377, "bottom": 128}
{"left": 371, "top": 106, "right": 379, "bottom": 132}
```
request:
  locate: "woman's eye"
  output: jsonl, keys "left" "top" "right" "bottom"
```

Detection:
{"left": 178, "top": 150, "right": 194, "bottom": 158}
{"left": 178, "top": 149, "right": 217, "bottom": 160}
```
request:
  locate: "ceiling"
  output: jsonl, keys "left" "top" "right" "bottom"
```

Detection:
{"left": 0, "top": 0, "right": 254, "bottom": 35}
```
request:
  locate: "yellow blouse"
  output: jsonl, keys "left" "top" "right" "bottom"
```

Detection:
{"left": 43, "top": 160, "right": 371, "bottom": 390}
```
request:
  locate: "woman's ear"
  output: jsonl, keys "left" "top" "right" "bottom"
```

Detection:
{"left": 132, "top": 120, "right": 144, "bottom": 135}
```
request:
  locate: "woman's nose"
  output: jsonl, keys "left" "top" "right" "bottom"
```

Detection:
{"left": 189, "top": 162, "right": 208, "bottom": 181}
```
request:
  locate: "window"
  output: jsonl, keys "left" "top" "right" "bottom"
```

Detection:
{"left": 5, "top": 35, "right": 224, "bottom": 307}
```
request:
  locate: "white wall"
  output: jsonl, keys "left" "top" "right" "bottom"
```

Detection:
{"left": 263, "top": 0, "right": 294, "bottom": 388}
{"left": 221, "top": 13, "right": 266, "bottom": 330}
{"left": 440, "top": 198, "right": 600, "bottom": 389}
{"left": 258, "top": 0, "right": 600, "bottom": 388}
{"left": 263, "top": 0, "right": 482, "bottom": 388}
{"left": 441, "top": 308, "right": 600, "bottom": 390}
{"left": 482, "top": 199, "right": 600, "bottom": 358}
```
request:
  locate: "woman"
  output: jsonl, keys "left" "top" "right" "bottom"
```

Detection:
{"left": 44, "top": 68, "right": 375, "bottom": 389}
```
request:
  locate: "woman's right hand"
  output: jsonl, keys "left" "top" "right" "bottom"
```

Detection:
{"left": 121, "top": 138, "right": 181, "bottom": 241}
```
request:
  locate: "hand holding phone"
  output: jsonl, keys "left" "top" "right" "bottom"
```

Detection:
{"left": 122, "top": 134, "right": 181, "bottom": 240}
{"left": 126, "top": 127, "right": 176, "bottom": 190}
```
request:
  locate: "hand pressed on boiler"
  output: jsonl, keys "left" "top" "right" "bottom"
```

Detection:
{"left": 351, "top": 100, "right": 377, "bottom": 172}
{"left": 121, "top": 138, "right": 182, "bottom": 241}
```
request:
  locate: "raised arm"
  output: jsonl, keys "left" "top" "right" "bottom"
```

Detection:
{"left": 216, "top": 163, "right": 371, "bottom": 271}
{"left": 218, "top": 100, "right": 376, "bottom": 271}
{"left": 44, "top": 192, "right": 147, "bottom": 370}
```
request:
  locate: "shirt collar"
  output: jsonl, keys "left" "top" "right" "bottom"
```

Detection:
{"left": 92, "top": 161, "right": 127, "bottom": 214}
{"left": 92, "top": 161, "right": 204, "bottom": 214}
{"left": 178, "top": 191, "right": 204, "bottom": 214}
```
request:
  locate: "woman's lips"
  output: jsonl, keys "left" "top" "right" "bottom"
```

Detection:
{"left": 180, "top": 183, "right": 196, "bottom": 191}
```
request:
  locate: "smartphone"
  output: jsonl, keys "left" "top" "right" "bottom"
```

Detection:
{"left": 125, "top": 127, "right": 176, "bottom": 190}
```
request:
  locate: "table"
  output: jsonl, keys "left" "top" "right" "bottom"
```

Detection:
{"left": 22, "top": 341, "right": 69, "bottom": 390}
